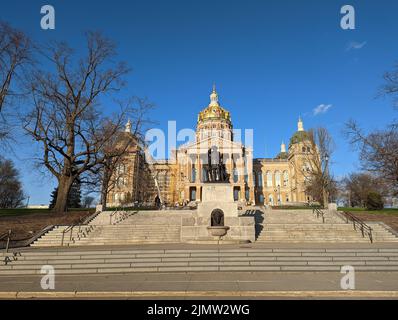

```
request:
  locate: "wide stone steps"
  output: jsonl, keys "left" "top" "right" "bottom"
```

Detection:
{"left": 31, "top": 225, "right": 182, "bottom": 247}
{"left": 256, "top": 209, "right": 398, "bottom": 242}
{"left": 262, "top": 210, "right": 344, "bottom": 224}
{"left": 2, "top": 248, "right": 398, "bottom": 275}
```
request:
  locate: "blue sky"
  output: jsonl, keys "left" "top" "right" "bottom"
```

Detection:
{"left": 1, "top": 0, "right": 398, "bottom": 204}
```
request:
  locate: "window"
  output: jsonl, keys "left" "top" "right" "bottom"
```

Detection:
{"left": 275, "top": 171, "right": 281, "bottom": 187}
{"left": 259, "top": 194, "right": 264, "bottom": 203}
{"left": 233, "top": 187, "right": 240, "bottom": 201}
{"left": 202, "top": 168, "right": 207, "bottom": 182}
{"left": 257, "top": 172, "right": 263, "bottom": 187}
{"left": 245, "top": 189, "right": 250, "bottom": 201}
{"left": 283, "top": 171, "right": 289, "bottom": 187}
{"left": 266, "top": 171, "right": 273, "bottom": 187}
{"left": 233, "top": 168, "right": 239, "bottom": 183}
{"left": 190, "top": 188, "right": 196, "bottom": 201}
{"left": 191, "top": 164, "right": 196, "bottom": 183}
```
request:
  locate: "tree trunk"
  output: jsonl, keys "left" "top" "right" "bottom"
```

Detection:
{"left": 101, "top": 186, "right": 108, "bottom": 210}
{"left": 101, "top": 174, "right": 109, "bottom": 210}
{"left": 53, "top": 176, "right": 74, "bottom": 214}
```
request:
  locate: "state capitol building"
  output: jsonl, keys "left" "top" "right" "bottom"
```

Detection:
{"left": 107, "top": 87, "right": 318, "bottom": 207}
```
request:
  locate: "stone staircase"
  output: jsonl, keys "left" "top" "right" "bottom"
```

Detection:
{"left": 29, "top": 209, "right": 398, "bottom": 247}
{"left": 255, "top": 209, "right": 398, "bottom": 243}
{"left": 2, "top": 247, "right": 398, "bottom": 275}
{"left": 31, "top": 211, "right": 183, "bottom": 247}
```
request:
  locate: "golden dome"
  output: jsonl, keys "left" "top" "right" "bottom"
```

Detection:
{"left": 197, "top": 86, "right": 232, "bottom": 124}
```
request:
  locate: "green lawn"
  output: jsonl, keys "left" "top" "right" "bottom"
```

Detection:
{"left": 338, "top": 207, "right": 398, "bottom": 215}
{"left": 271, "top": 205, "right": 321, "bottom": 210}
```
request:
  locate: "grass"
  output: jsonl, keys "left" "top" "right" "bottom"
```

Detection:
{"left": 338, "top": 207, "right": 398, "bottom": 215}
{"left": 104, "top": 206, "right": 157, "bottom": 211}
{"left": 0, "top": 208, "right": 93, "bottom": 217}
{"left": 271, "top": 205, "right": 321, "bottom": 210}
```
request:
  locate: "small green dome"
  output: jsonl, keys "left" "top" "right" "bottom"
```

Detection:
{"left": 289, "top": 130, "right": 310, "bottom": 147}
{"left": 275, "top": 152, "right": 288, "bottom": 160}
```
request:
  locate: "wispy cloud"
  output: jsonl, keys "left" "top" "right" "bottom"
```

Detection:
{"left": 346, "top": 41, "right": 367, "bottom": 51}
{"left": 313, "top": 104, "right": 333, "bottom": 116}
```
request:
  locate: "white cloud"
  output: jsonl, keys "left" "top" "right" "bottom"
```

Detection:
{"left": 346, "top": 41, "right": 367, "bottom": 51}
{"left": 313, "top": 104, "right": 333, "bottom": 116}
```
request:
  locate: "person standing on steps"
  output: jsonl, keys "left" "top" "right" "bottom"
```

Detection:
{"left": 155, "top": 195, "right": 161, "bottom": 210}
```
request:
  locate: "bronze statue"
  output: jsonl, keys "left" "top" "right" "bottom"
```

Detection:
{"left": 204, "top": 147, "right": 229, "bottom": 183}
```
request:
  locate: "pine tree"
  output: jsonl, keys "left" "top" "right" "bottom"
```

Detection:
{"left": 49, "top": 188, "right": 58, "bottom": 209}
{"left": 49, "top": 180, "right": 82, "bottom": 210}
{"left": 68, "top": 180, "right": 82, "bottom": 208}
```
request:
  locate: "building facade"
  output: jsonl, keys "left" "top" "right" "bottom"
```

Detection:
{"left": 107, "top": 87, "right": 318, "bottom": 207}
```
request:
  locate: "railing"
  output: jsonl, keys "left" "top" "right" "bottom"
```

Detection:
{"left": 109, "top": 210, "right": 136, "bottom": 225}
{"left": 60, "top": 216, "right": 95, "bottom": 247}
{"left": 340, "top": 211, "right": 373, "bottom": 243}
{"left": 313, "top": 207, "right": 325, "bottom": 223}
{"left": 0, "top": 230, "right": 12, "bottom": 253}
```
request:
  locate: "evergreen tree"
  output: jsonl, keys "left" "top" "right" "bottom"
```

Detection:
{"left": 49, "top": 187, "right": 58, "bottom": 209}
{"left": 0, "top": 157, "right": 25, "bottom": 208}
{"left": 67, "top": 180, "right": 82, "bottom": 208}
{"left": 49, "top": 180, "right": 82, "bottom": 210}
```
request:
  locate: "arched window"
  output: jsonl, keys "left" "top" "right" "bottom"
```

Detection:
{"left": 191, "top": 164, "right": 196, "bottom": 183}
{"left": 201, "top": 168, "right": 207, "bottom": 182}
{"left": 266, "top": 171, "right": 273, "bottom": 187}
{"left": 257, "top": 172, "right": 263, "bottom": 187}
{"left": 233, "top": 168, "right": 239, "bottom": 183}
{"left": 283, "top": 171, "right": 289, "bottom": 187}
{"left": 275, "top": 171, "right": 281, "bottom": 187}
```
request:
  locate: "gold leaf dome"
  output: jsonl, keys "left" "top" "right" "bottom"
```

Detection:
{"left": 197, "top": 86, "right": 231, "bottom": 124}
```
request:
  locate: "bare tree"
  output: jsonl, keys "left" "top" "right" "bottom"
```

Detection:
{"left": 345, "top": 120, "right": 398, "bottom": 195}
{"left": 0, "top": 22, "right": 31, "bottom": 144}
{"left": 23, "top": 32, "right": 130, "bottom": 213}
{"left": 344, "top": 63, "right": 398, "bottom": 196}
{"left": 293, "top": 127, "right": 335, "bottom": 207}
{"left": 82, "top": 97, "right": 155, "bottom": 209}
{"left": 341, "top": 172, "right": 387, "bottom": 207}
{"left": 381, "top": 63, "right": 398, "bottom": 114}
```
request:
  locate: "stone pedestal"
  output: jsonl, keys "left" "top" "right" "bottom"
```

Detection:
{"left": 197, "top": 183, "right": 238, "bottom": 217}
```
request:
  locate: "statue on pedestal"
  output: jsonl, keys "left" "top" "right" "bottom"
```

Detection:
{"left": 205, "top": 146, "right": 229, "bottom": 183}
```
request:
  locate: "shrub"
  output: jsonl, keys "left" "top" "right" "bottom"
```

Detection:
{"left": 366, "top": 192, "right": 384, "bottom": 210}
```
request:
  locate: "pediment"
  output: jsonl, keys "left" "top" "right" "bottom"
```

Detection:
{"left": 179, "top": 136, "right": 246, "bottom": 155}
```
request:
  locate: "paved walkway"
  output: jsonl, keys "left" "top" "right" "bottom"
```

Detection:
{"left": 10, "top": 241, "right": 398, "bottom": 253}
{"left": 1, "top": 271, "right": 398, "bottom": 299}
{"left": 2, "top": 242, "right": 398, "bottom": 299}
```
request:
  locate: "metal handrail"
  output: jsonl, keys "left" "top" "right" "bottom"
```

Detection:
{"left": 109, "top": 211, "right": 118, "bottom": 225}
{"left": 0, "top": 230, "right": 12, "bottom": 253}
{"left": 60, "top": 216, "right": 92, "bottom": 246}
{"left": 313, "top": 207, "right": 325, "bottom": 223}
{"left": 340, "top": 211, "right": 373, "bottom": 243}
{"left": 109, "top": 209, "right": 137, "bottom": 225}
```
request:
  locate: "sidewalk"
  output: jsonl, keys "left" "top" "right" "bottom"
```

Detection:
{"left": 1, "top": 271, "right": 398, "bottom": 299}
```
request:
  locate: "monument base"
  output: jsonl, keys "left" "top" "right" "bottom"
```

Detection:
{"left": 197, "top": 183, "right": 238, "bottom": 217}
